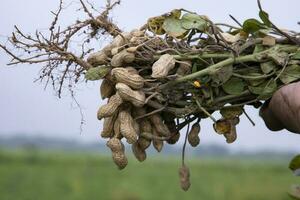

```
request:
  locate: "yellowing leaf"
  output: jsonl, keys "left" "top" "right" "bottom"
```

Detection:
{"left": 220, "top": 106, "right": 243, "bottom": 119}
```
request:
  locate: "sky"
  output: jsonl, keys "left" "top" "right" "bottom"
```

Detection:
{"left": 0, "top": 0, "right": 300, "bottom": 152}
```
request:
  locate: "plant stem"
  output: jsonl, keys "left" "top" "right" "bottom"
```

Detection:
{"left": 159, "top": 45, "right": 298, "bottom": 90}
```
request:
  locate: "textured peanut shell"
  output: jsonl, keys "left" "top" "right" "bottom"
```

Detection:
{"left": 111, "top": 50, "right": 135, "bottom": 67}
{"left": 165, "top": 120, "right": 180, "bottom": 144}
{"left": 113, "top": 116, "right": 122, "bottom": 139}
{"left": 101, "top": 115, "right": 116, "bottom": 138}
{"left": 116, "top": 83, "right": 145, "bottom": 108}
{"left": 132, "top": 143, "right": 147, "bottom": 162}
{"left": 106, "top": 138, "right": 124, "bottom": 152}
{"left": 112, "top": 152, "right": 128, "bottom": 170}
{"left": 97, "top": 93, "right": 123, "bottom": 119}
{"left": 100, "top": 79, "right": 114, "bottom": 100}
{"left": 179, "top": 166, "right": 191, "bottom": 191}
{"left": 151, "top": 54, "right": 176, "bottom": 78}
{"left": 150, "top": 114, "right": 171, "bottom": 137}
{"left": 111, "top": 68, "right": 144, "bottom": 89}
{"left": 87, "top": 50, "right": 108, "bottom": 67}
{"left": 152, "top": 128, "right": 163, "bottom": 152}
{"left": 137, "top": 137, "right": 151, "bottom": 150}
{"left": 188, "top": 123, "right": 201, "bottom": 147}
{"left": 119, "top": 109, "right": 138, "bottom": 144}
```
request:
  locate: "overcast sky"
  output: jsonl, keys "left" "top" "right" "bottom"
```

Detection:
{"left": 0, "top": 0, "right": 299, "bottom": 152}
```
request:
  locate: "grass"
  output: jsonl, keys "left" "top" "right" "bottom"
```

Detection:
{"left": 0, "top": 149, "right": 298, "bottom": 200}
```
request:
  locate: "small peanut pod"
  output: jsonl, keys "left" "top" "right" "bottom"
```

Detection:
{"left": 179, "top": 166, "right": 191, "bottom": 191}
{"left": 111, "top": 68, "right": 144, "bottom": 89}
{"left": 224, "top": 121, "right": 237, "bottom": 144}
{"left": 137, "top": 137, "right": 151, "bottom": 150}
{"left": 87, "top": 50, "right": 109, "bottom": 67}
{"left": 106, "top": 138, "right": 128, "bottom": 170}
{"left": 116, "top": 83, "right": 145, "bottom": 107}
{"left": 100, "top": 79, "right": 115, "bottom": 100}
{"left": 152, "top": 128, "right": 164, "bottom": 152}
{"left": 119, "top": 109, "right": 138, "bottom": 144}
{"left": 150, "top": 114, "right": 171, "bottom": 137}
{"left": 151, "top": 54, "right": 176, "bottom": 78}
{"left": 101, "top": 115, "right": 116, "bottom": 138}
{"left": 97, "top": 93, "right": 123, "bottom": 119}
{"left": 111, "top": 50, "right": 135, "bottom": 67}
{"left": 165, "top": 120, "right": 180, "bottom": 145}
{"left": 188, "top": 122, "right": 201, "bottom": 147}
{"left": 132, "top": 142, "right": 147, "bottom": 162}
{"left": 176, "top": 61, "right": 192, "bottom": 76}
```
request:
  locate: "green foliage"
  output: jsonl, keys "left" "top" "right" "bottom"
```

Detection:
{"left": 222, "top": 77, "right": 245, "bottom": 95}
{"left": 85, "top": 66, "right": 110, "bottom": 81}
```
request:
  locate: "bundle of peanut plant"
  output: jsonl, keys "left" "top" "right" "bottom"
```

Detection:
{"left": 1, "top": 0, "right": 300, "bottom": 192}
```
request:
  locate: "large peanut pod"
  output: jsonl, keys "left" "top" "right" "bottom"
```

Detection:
{"left": 97, "top": 93, "right": 123, "bottom": 119}
{"left": 152, "top": 128, "right": 163, "bottom": 152}
{"left": 151, "top": 54, "right": 176, "bottom": 78}
{"left": 150, "top": 114, "right": 171, "bottom": 137}
{"left": 107, "top": 138, "right": 128, "bottom": 170}
{"left": 132, "top": 143, "right": 147, "bottom": 162}
{"left": 101, "top": 115, "right": 116, "bottom": 138}
{"left": 179, "top": 166, "right": 191, "bottom": 191}
{"left": 87, "top": 50, "right": 108, "bottom": 67}
{"left": 188, "top": 123, "right": 201, "bottom": 147}
{"left": 119, "top": 109, "right": 138, "bottom": 144}
{"left": 100, "top": 79, "right": 114, "bottom": 100}
{"left": 111, "top": 50, "right": 135, "bottom": 67}
{"left": 111, "top": 68, "right": 144, "bottom": 89}
{"left": 116, "top": 83, "right": 145, "bottom": 107}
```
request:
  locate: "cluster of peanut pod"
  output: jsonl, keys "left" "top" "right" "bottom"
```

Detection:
{"left": 87, "top": 29, "right": 201, "bottom": 165}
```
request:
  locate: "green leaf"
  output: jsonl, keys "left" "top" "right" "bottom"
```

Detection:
{"left": 222, "top": 77, "right": 246, "bottom": 95}
{"left": 243, "top": 18, "right": 264, "bottom": 34}
{"left": 220, "top": 106, "right": 243, "bottom": 119}
{"left": 211, "top": 65, "right": 233, "bottom": 87}
{"left": 85, "top": 66, "right": 110, "bottom": 81}
{"left": 277, "top": 65, "right": 300, "bottom": 84}
{"left": 260, "top": 61, "right": 276, "bottom": 74}
{"left": 181, "top": 13, "right": 208, "bottom": 32}
{"left": 269, "top": 51, "right": 289, "bottom": 66}
{"left": 253, "top": 44, "right": 265, "bottom": 54}
{"left": 290, "top": 155, "right": 300, "bottom": 172}
{"left": 247, "top": 73, "right": 267, "bottom": 86}
{"left": 162, "top": 17, "right": 187, "bottom": 38}
{"left": 292, "top": 51, "right": 300, "bottom": 60}
{"left": 259, "top": 11, "right": 271, "bottom": 27}
{"left": 248, "top": 79, "right": 277, "bottom": 100}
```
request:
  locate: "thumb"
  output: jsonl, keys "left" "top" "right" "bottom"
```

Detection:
{"left": 259, "top": 100, "right": 285, "bottom": 132}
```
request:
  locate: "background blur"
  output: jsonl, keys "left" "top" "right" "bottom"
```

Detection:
{"left": 0, "top": 0, "right": 299, "bottom": 199}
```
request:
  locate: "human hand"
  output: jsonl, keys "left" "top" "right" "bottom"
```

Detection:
{"left": 260, "top": 82, "right": 300, "bottom": 134}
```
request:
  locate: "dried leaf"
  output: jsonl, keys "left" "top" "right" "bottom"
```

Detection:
{"left": 213, "top": 119, "right": 231, "bottom": 135}
{"left": 220, "top": 106, "right": 243, "bottom": 119}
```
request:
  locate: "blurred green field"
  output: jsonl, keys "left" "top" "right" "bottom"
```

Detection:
{"left": 0, "top": 149, "right": 298, "bottom": 200}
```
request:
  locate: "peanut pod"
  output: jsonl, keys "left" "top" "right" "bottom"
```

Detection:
{"left": 97, "top": 93, "right": 123, "bottom": 119}
{"left": 119, "top": 108, "right": 138, "bottom": 144}
{"left": 188, "top": 122, "right": 201, "bottom": 147}
{"left": 151, "top": 54, "right": 176, "bottom": 78}
{"left": 111, "top": 68, "right": 144, "bottom": 89}
{"left": 87, "top": 50, "right": 109, "bottom": 67}
{"left": 107, "top": 138, "right": 128, "bottom": 170}
{"left": 101, "top": 115, "right": 116, "bottom": 138}
{"left": 100, "top": 79, "right": 115, "bottom": 99}
{"left": 111, "top": 50, "right": 135, "bottom": 67}
{"left": 150, "top": 114, "right": 171, "bottom": 137}
{"left": 179, "top": 166, "right": 191, "bottom": 191}
{"left": 152, "top": 128, "right": 164, "bottom": 152}
{"left": 116, "top": 83, "right": 145, "bottom": 107}
{"left": 132, "top": 142, "right": 147, "bottom": 162}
